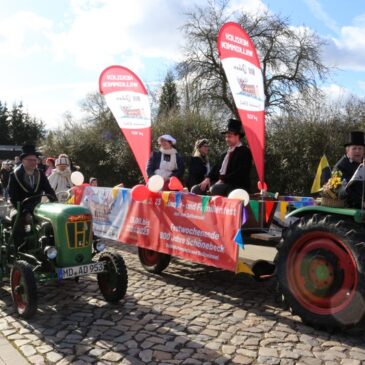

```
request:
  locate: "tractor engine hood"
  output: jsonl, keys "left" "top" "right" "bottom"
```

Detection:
{"left": 34, "top": 203, "right": 94, "bottom": 267}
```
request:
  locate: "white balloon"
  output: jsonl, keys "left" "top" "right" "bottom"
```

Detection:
{"left": 71, "top": 171, "right": 84, "bottom": 186}
{"left": 147, "top": 175, "right": 164, "bottom": 192}
{"left": 228, "top": 189, "right": 250, "bottom": 206}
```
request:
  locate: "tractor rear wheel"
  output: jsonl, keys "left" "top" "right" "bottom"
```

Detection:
{"left": 138, "top": 248, "right": 171, "bottom": 274}
{"left": 276, "top": 214, "right": 365, "bottom": 330}
{"left": 10, "top": 261, "right": 37, "bottom": 319}
{"left": 97, "top": 252, "right": 128, "bottom": 303}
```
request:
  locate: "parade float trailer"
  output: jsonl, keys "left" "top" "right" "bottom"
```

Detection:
{"left": 92, "top": 21, "right": 365, "bottom": 331}
{"left": 78, "top": 185, "right": 365, "bottom": 330}
{"left": 0, "top": 194, "right": 128, "bottom": 319}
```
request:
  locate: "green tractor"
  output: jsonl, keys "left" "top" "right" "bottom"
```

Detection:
{"left": 0, "top": 194, "right": 128, "bottom": 318}
{"left": 276, "top": 204, "right": 365, "bottom": 330}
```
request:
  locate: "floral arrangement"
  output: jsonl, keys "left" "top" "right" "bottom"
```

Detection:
{"left": 322, "top": 170, "right": 345, "bottom": 200}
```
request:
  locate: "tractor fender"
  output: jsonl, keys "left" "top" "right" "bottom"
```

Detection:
{"left": 286, "top": 205, "right": 365, "bottom": 224}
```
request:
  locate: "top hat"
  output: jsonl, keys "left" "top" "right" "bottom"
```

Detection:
{"left": 344, "top": 131, "right": 365, "bottom": 147}
{"left": 20, "top": 145, "right": 41, "bottom": 160}
{"left": 221, "top": 118, "right": 244, "bottom": 136}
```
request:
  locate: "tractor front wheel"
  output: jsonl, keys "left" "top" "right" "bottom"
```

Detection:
{"left": 10, "top": 261, "right": 37, "bottom": 319}
{"left": 276, "top": 214, "right": 365, "bottom": 330}
{"left": 138, "top": 247, "right": 171, "bottom": 274}
{"left": 97, "top": 252, "right": 128, "bottom": 303}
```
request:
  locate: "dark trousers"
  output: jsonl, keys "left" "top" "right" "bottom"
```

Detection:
{"left": 191, "top": 182, "right": 235, "bottom": 197}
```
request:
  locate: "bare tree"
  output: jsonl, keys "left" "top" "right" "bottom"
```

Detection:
{"left": 178, "top": 0, "right": 330, "bottom": 116}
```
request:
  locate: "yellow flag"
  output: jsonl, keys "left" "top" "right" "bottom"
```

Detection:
{"left": 311, "top": 155, "right": 331, "bottom": 194}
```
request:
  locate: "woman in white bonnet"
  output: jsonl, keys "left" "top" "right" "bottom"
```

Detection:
{"left": 48, "top": 154, "right": 73, "bottom": 193}
{"left": 146, "top": 134, "right": 184, "bottom": 187}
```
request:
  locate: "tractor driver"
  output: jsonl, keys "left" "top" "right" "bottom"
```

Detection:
{"left": 334, "top": 131, "right": 365, "bottom": 208}
{"left": 8, "top": 145, "right": 57, "bottom": 225}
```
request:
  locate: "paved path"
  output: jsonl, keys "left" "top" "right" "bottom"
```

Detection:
{"left": 0, "top": 242, "right": 365, "bottom": 364}
{"left": 0, "top": 333, "right": 29, "bottom": 365}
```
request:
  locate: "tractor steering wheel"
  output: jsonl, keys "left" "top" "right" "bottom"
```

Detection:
{"left": 21, "top": 194, "right": 58, "bottom": 208}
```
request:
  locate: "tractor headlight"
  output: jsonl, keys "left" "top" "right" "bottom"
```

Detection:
{"left": 44, "top": 246, "right": 57, "bottom": 260}
{"left": 94, "top": 240, "right": 106, "bottom": 252}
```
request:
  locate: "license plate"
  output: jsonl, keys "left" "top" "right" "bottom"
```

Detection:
{"left": 57, "top": 262, "right": 105, "bottom": 280}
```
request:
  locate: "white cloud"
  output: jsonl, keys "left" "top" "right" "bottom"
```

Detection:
{"left": 321, "top": 83, "right": 351, "bottom": 101}
{"left": 0, "top": 10, "right": 53, "bottom": 58}
{"left": 47, "top": 0, "right": 270, "bottom": 72}
{"left": 228, "top": 0, "right": 268, "bottom": 16}
{"left": 302, "top": 0, "right": 365, "bottom": 71}
{"left": 47, "top": 0, "right": 189, "bottom": 72}
{"left": 324, "top": 21, "right": 365, "bottom": 71}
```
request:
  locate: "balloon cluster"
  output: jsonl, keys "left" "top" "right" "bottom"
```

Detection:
{"left": 131, "top": 175, "right": 184, "bottom": 201}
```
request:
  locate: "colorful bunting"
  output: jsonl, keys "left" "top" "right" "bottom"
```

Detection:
{"left": 122, "top": 189, "right": 128, "bottom": 202}
{"left": 234, "top": 229, "right": 244, "bottom": 248}
{"left": 175, "top": 192, "right": 182, "bottom": 208}
{"left": 242, "top": 207, "right": 247, "bottom": 225}
{"left": 202, "top": 196, "right": 211, "bottom": 213}
{"left": 292, "top": 202, "right": 302, "bottom": 209}
{"left": 280, "top": 201, "right": 289, "bottom": 220}
{"left": 265, "top": 201, "right": 276, "bottom": 223}
{"left": 249, "top": 200, "right": 260, "bottom": 222}
{"left": 162, "top": 191, "right": 170, "bottom": 206}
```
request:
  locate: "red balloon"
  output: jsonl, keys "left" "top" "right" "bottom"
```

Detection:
{"left": 168, "top": 176, "right": 184, "bottom": 191}
{"left": 257, "top": 181, "right": 268, "bottom": 191}
{"left": 131, "top": 184, "right": 150, "bottom": 201}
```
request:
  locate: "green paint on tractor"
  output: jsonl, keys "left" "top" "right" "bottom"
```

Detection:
{"left": 34, "top": 203, "right": 93, "bottom": 267}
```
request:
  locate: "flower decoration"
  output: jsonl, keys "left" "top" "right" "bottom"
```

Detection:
{"left": 322, "top": 170, "right": 344, "bottom": 199}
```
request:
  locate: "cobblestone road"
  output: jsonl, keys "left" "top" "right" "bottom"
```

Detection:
{"left": 1, "top": 242, "right": 365, "bottom": 365}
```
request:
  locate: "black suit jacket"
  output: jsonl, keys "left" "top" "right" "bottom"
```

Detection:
{"left": 208, "top": 145, "right": 252, "bottom": 191}
{"left": 187, "top": 156, "right": 209, "bottom": 189}
{"left": 334, "top": 155, "right": 359, "bottom": 183}
{"left": 334, "top": 155, "right": 363, "bottom": 208}
{"left": 8, "top": 165, "right": 57, "bottom": 212}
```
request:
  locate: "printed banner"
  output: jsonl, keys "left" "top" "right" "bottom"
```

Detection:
{"left": 99, "top": 65, "right": 151, "bottom": 182}
{"left": 81, "top": 187, "right": 131, "bottom": 240}
{"left": 81, "top": 188, "right": 241, "bottom": 272}
{"left": 217, "top": 22, "right": 265, "bottom": 184}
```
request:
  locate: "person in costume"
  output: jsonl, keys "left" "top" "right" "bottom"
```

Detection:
{"left": 192, "top": 119, "right": 252, "bottom": 196}
{"left": 146, "top": 134, "right": 185, "bottom": 184}
{"left": 187, "top": 139, "right": 210, "bottom": 190}
{"left": 48, "top": 154, "right": 73, "bottom": 194}
{"left": 334, "top": 131, "right": 365, "bottom": 208}
{"left": 0, "top": 161, "right": 12, "bottom": 201}
{"left": 8, "top": 145, "right": 57, "bottom": 218}
{"left": 89, "top": 177, "right": 98, "bottom": 186}
{"left": 45, "top": 157, "right": 55, "bottom": 177}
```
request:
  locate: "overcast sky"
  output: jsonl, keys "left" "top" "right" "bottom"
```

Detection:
{"left": 0, "top": 0, "right": 364, "bottom": 129}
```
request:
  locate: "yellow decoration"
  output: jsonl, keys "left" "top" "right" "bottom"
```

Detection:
{"left": 236, "top": 261, "right": 254, "bottom": 276}
{"left": 162, "top": 191, "right": 170, "bottom": 205}
{"left": 280, "top": 201, "right": 289, "bottom": 220}
{"left": 111, "top": 186, "right": 120, "bottom": 199}
{"left": 322, "top": 170, "right": 344, "bottom": 199}
{"left": 311, "top": 154, "right": 331, "bottom": 193}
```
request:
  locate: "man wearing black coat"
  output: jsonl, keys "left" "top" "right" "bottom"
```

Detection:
{"left": 334, "top": 131, "right": 365, "bottom": 208}
{"left": 192, "top": 119, "right": 252, "bottom": 196}
{"left": 8, "top": 145, "right": 57, "bottom": 215}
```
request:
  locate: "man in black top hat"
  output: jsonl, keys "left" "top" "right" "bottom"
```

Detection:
{"left": 8, "top": 145, "right": 57, "bottom": 216}
{"left": 334, "top": 131, "right": 365, "bottom": 208}
{"left": 192, "top": 119, "right": 252, "bottom": 196}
